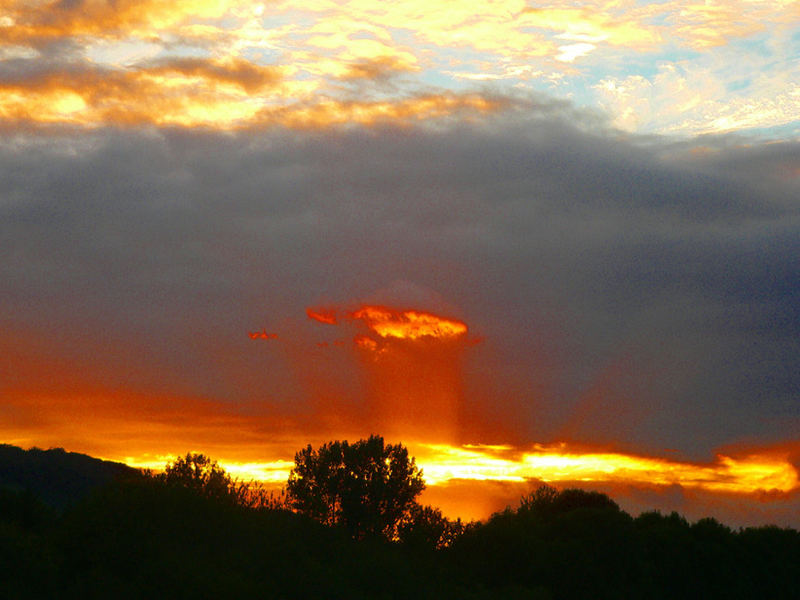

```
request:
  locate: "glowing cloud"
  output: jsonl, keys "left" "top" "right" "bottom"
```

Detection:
{"left": 306, "top": 304, "right": 468, "bottom": 342}
{"left": 125, "top": 441, "right": 798, "bottom": 525}
{"left": 304, "top": 303, "right": 471, "bottom": 442}
{"left": 248, "top": 329, "right": 278, "bottom": 340}
{"left": 351, "top": 306, "right": 468, "bottom": 341}
{"left": 353, "top": 334, "right": 379, "bottom": 352}
{"left": 413, "top": 443, "right": 799, "bottom": 495}
{"left": 306, "top": 307, "right": 338, "bottom": 325}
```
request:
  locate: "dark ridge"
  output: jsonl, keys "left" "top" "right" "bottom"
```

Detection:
{"left": 0, "top": 443, "right": 138, "bottom": 510}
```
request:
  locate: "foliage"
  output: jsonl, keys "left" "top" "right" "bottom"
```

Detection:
{"left": 246, "top": 485, "right": 291, "bottom": 511}
{"left": 397, "top": 504, "right": 469, "bottom": 549}
{"left": 517, "top": 484, "right": 621, "bottom": 516}
{"left": 448, "top": 484, "right": 800, "bottom": 599}
{"left": 517, "top": 483, "right": 559, "bottom": 513}
{"left": 450, "top": 485, "right": 642, "bottom": 598}
{"left": 286, "top": 435, "right": 425, "bottom": 540}
{"left": 155, "top": 452, "right": 255, "bottom": 507}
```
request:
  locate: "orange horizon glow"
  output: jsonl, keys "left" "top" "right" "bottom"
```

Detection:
{"left": 4, "top": 301, "right": 799, "bottom": 525}
{"left": 414, "top": 443, "right": 799, "bottom": 495}
{"left": 116, "top": 440, "right": 800, "bottom": 498}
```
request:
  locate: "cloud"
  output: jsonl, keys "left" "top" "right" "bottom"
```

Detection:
{"left": 339, "top": 55, "right": 418, "bottom": 81}
{"left": 145, "top": 56, "right": 283, "bottom": 93}
{"left": 0, "top": 57, "right": 284, "bottom": 127}
{"left": 2, "top": 1, "right": 798, "bottom": 135}
{"left": 595, "top": 61, "right": 800, "bottom": 134}
{"left": 522, "top": 6, "right": 661, "bottom": 48}
{"left": 0, "top": 52, "right": 501, "bottom": 128}
{"left": 0, "top": 0, "right": 241, "bottom": 46}
{"left": 663, "top": 0, "right": 800, "bottom": 50}
{"left": 1, "top": 109, "right": 797, "bottom": 464}
{"left": 422, "top": 476, "right": 800, "bottom": 529}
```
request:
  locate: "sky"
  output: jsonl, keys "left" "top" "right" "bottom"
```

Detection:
{"left": 1, "top": 0, "right": 799, "bottom": 526}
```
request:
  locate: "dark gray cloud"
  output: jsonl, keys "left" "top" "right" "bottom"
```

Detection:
{"left": 1, "top": 109, "right": 798, "bottom": 460}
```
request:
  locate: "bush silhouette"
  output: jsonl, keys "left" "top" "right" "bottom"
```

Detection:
{"left": 155, "top": 452, "right": 255, "bottom": 507}
{"left": 397, "top": 504, "right": 467, "bottom": 550}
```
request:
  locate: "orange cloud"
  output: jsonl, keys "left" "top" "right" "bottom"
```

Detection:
{"left": 0, "top": 0, "right": 238, "bottom": 45}
{"left": 0, "top": 62, "right": 279, "bottom": 126}
{"left": 352, "top": 305, "right": 468, "bottom": 341}
{"left": 340, "top": 55, "right": 418, "bottom": 81}
{"left": 669, "top": 2, "right": 764, "bottom": 49}
{"left": 248, "top": 329, "right": 278, "bottom": 340}
{"left": 306, "top": 307, "right": 338, "bottom": 325}
{"left": 306, "top": 304, "right": 470, "bottom": 344}
{"left": 0, "top": 58, "right": 500, "bottom": 130}
{"left": 353, "top": 334, "right": 379, "bottom": 352}
{"left": 250, "top": 93, "right": 502, "bottom": 130}
{"left": 304, "top": 303, "right": 473, "bottom": 443}
{"left": 420, "top": 443, "right": 798, "bottom": 494}
{"left": 147, "top": 57, "right": 283, "bottom": 93}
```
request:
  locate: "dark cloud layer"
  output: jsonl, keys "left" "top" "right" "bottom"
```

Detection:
{"left": 1, "top": 107, "right": 798, "bottom": 462}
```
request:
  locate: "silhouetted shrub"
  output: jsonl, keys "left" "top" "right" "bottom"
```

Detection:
{"left": 397, "top": 504, "right": 468, "bottom": 549}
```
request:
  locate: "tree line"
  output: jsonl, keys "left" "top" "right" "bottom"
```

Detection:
{"left": 1, "top": 437, "right": 799, "bottom": 599}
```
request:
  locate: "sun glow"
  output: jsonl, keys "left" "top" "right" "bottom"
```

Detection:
{"left": 8, "top": 299, "right": 798, "bottom": 524}
{"left": 126, "top": 442, "right": 798, "bottom": 499}
{"left": 410, "top": 443, "right": 798, "bottom": 494}
{"left": 295, "top": 302, "right": 800, "bottom": 498}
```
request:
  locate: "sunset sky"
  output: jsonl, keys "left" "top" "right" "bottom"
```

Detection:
{"left": 2, "top": 0, "right": 799, "bottom": 526}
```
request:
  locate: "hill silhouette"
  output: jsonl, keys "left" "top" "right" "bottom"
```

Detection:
{"left": 0, "top": 444, "right": 137, "bottom": 510}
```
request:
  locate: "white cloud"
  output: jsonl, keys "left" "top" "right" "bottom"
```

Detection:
{"left": 86, "top": 40, "right": 164, "bottom": 66}
{"left": 594, "top": 60, "right": 800, "bottom": 136}
{"left": 556, "top": 42, "right": 596, "bottom": 63}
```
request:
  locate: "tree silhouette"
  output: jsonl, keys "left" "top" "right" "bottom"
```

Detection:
{"left": 397, "top": 503, "right": 467, "bottom": 549}
{"left": 156, "top": 452, "right": 252, "bottom": 506}
{"left": 286, "top": 435, "right": 425, "bottom": 540}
